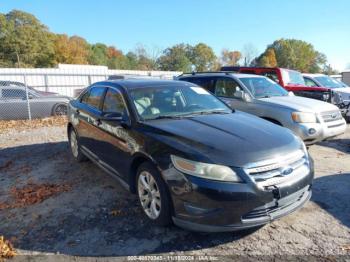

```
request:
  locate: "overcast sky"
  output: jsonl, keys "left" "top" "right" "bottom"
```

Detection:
{"left": 1, "top": 0, "right": 349, "bottom": 71}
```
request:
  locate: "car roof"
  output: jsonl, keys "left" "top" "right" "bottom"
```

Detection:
{"left": 179, "top": 72, "right": 265, "bottom": 79}
{"left": 96, "top": 79, "right": 195, "bottom": 90}
{"left": 302, "top": 73, "right": 326, "bottom": 77}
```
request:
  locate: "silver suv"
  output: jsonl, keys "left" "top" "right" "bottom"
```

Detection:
{"left": 177, "top": 72, "right": 347, "bottom": 145}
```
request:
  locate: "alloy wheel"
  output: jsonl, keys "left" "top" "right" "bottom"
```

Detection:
{"left": 55, "top": 104, "right": 67, "bottom": 116}
{"left": 70, "top": 130, "right": 79, "bottom": 158}
{"left": 137, "top": 171, "right": 161, "bottom": 220}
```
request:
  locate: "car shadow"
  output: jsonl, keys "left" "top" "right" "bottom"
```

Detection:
{"left": 311, "top": 172, "right": 350, "bottom": 228}
{"left": 316, "top": 138, "right": 350, "bottom": 154}
{"left": 0, "top": 142, "right": 261, "bottom": 257}
{"left": 1, "top": 142, "right": 349, "bottom": 257}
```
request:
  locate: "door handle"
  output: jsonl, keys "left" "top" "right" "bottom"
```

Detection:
{"left": 93, "top": 118, "right": 102, "bottom": 126}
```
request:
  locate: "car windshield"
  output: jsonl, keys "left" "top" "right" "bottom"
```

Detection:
{"left": 239, "top": 77, "right": 288, "bottom": 98}
{"left": 128, "top": 85, "right": 231, "bottom": 120}
{"left": 282, "top": 69, "right": 305, "bottom": 85}
{"left": 335, "top": 79, "right": 348, "bottom": 87}
{"left": 315, "top": 76, "right": 345, "bottom": 88}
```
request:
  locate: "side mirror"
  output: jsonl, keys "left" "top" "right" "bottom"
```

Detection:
{"left": 100, "top": 112, "right": 131, "bottom": 128}
{"left": 235, "top": 90, "right": 251, "bottom": 102}
{"left": 234, "top": 90, "right": 245, "bottom": 99}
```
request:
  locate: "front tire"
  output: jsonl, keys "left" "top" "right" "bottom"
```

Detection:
{"left": 136, "top": 162, "right": 172, "bottom": 226}
{"left": 68, "top": 128, "right": 87, "bottom": 162}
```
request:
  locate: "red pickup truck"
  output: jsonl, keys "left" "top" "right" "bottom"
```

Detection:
{"left": 221, "top": 66, "right": 331, "bottom": 102}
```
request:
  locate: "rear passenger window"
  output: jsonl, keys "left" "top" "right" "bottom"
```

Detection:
{"left": 262, "top": 71, "right": 279, "bottom": 83}
{"left": 2, "top": 89, "right": 26, "bottom": 98}
{"left": 304, "top": 78, "right": 318, "bottom": 87}
{"left": 214, "top": 78, "right": 242, "bottom": 98}
{"left": 83, "top": 86, "right": 105, "bottom": 109}
{"left": 80, "top": 90, "right": 90, "bottom": 104}
{"left": 102, "top": 88, "right": 126, "bottom": 114}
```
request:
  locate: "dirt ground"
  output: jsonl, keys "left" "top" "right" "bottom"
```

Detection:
{"left": 0, "top": 121, "right": 349, "bottom": 261}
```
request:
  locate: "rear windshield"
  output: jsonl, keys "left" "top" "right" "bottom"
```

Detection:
{"left": 281, "top": 69, "right": 305, "bottom": 85}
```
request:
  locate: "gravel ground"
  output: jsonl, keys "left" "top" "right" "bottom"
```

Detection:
{"left": 0, "top": 123, "right": 349, "bottom": 261}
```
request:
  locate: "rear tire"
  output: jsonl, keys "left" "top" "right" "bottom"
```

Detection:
{"left": 136, "top": 162, "right": 172, "bottom": 226}
{"left": 53, "top": 104, "right": 68, "bottom": 116}
{"left": 68, "top": 128, "right": 87, "bottom": 162}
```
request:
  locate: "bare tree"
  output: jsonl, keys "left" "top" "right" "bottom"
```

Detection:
{"left": 242, "top": 43, "right": 258, "bottom": 66}
{"left": 134, "top": 43, "right": 162, "bottom": 70}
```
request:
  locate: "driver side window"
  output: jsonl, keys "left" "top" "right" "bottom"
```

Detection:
{"left": 304, "top": 77, "right": 318, "bottom": 87}
{"left": 214, "top": 78, "right": 242, "bottom": 98}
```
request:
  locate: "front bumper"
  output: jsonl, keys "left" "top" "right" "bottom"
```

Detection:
{"left": 163, "top": 159, "right": 314, "bottom": 232}
{"left": 289, "top": 119, "right": 347, "bottom": 145}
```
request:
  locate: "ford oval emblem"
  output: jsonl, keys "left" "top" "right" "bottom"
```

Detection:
{"left": 281, "top": 167, "right": 294, "bottom": 176}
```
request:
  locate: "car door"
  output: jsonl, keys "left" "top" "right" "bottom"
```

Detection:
{"left": 98, "top": 87, "right": 133, "bottom": 177}
{"left": 213, "top": 77, "right": 249, "bottom": 111}
{"left": 0, "top": 88, "right": 29, "bottom": 120}
{"left": 75, "top": 85, "right": 106, "bottom": 159}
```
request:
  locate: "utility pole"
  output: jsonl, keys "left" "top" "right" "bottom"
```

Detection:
{"left": 15, "top": 51, "right": 20, "bottom": 68}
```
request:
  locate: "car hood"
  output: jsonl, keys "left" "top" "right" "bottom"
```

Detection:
{"left": 258, "top": 96, "right": 338, "bottom": 113}
{"left": 333, "top": 87, "right": 350, "bottom": 100}
{"left": 143, "top": 111, "right": 301, "bottom": 167}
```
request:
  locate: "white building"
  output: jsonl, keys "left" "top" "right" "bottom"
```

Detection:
{"left": 342, "top": 70, "right": 350, "bottom": 86}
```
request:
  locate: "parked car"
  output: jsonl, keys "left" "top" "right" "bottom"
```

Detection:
{"left": 303, "top": 73, "right": 350, "bottom": 122}
{"left": 67, "top": 79, "right": 313, "bottom": 232}
{"left": 177, "top": 72, "right": 347, "bottom": 145}
{"left": 221, "top": 67, "right": 332, "bottom": 103}
{"left": 0, "top": 84, "right": 70, "bottom": 120}
{"left": 0, "top": 81, "right": 58, "bottom": 96}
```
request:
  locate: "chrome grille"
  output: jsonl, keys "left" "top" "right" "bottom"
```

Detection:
{"left": 321, "top": 110, "right": 343, "bottom": 123}
{"left": 245, "top": 150, "right": 309, "bottom": 187}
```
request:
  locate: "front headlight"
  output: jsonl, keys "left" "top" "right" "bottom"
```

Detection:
{"left": 171, "top": 155, "right": 242, "bottom": 182}
{"left": 291, "top": 112, "right": 317, "bottom": 123}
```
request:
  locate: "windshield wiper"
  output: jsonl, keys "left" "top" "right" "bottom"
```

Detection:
{"left": 149, "top": 115, "right": 184, "bottom": 120}
{"left": 181, "top": 110, "right": 231, "bottom": 117}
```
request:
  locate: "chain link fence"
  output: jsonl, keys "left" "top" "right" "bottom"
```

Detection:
{"left": 0, "top": 69, "right": 180, "bottom": 121}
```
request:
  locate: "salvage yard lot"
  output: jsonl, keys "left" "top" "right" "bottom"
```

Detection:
{"left": 0, "top": 119, "right": 350, "bottom": 260}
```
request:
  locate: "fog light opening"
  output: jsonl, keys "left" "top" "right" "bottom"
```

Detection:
{"left": 308, "top": 128, "right": 316, "bottom": 135}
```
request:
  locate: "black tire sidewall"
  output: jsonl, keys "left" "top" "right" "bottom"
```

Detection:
{"left": 136, "top": 162, "right": 172, "bottom": 226}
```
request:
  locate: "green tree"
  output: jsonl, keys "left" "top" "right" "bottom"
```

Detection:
{"left": 125, "top": 52, "right": 139, "bottom": 69}
{"left": 189, "top": 43, "right": 216, "bottom": 71}
{"left": 88, "top": 43, "right": 108, "bottom": 65}
{"left": 157, "top": 44, "right": 192, "bottom": 71}
{"left": 0, "top": 10, "right": 55, "bottom": 67}
{"left": 258, "top": 39, "right": 327, "bottom": 72}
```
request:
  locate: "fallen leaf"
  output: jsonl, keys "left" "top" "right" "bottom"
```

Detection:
{"left": 110, "top": 210, "right": 123, "bottom": 216}
{"left": 0, "top": 183, "right": 72, "bottom": 210}
{"left": 0, "top": 236, "right": 16, "bottom": 259}
{"left": 341, "top": 244, "right": 350, "bottom": 251}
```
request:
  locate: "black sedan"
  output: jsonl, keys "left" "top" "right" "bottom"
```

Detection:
{"left": 67, "top": 80, "right": 313, "bottom": 232}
